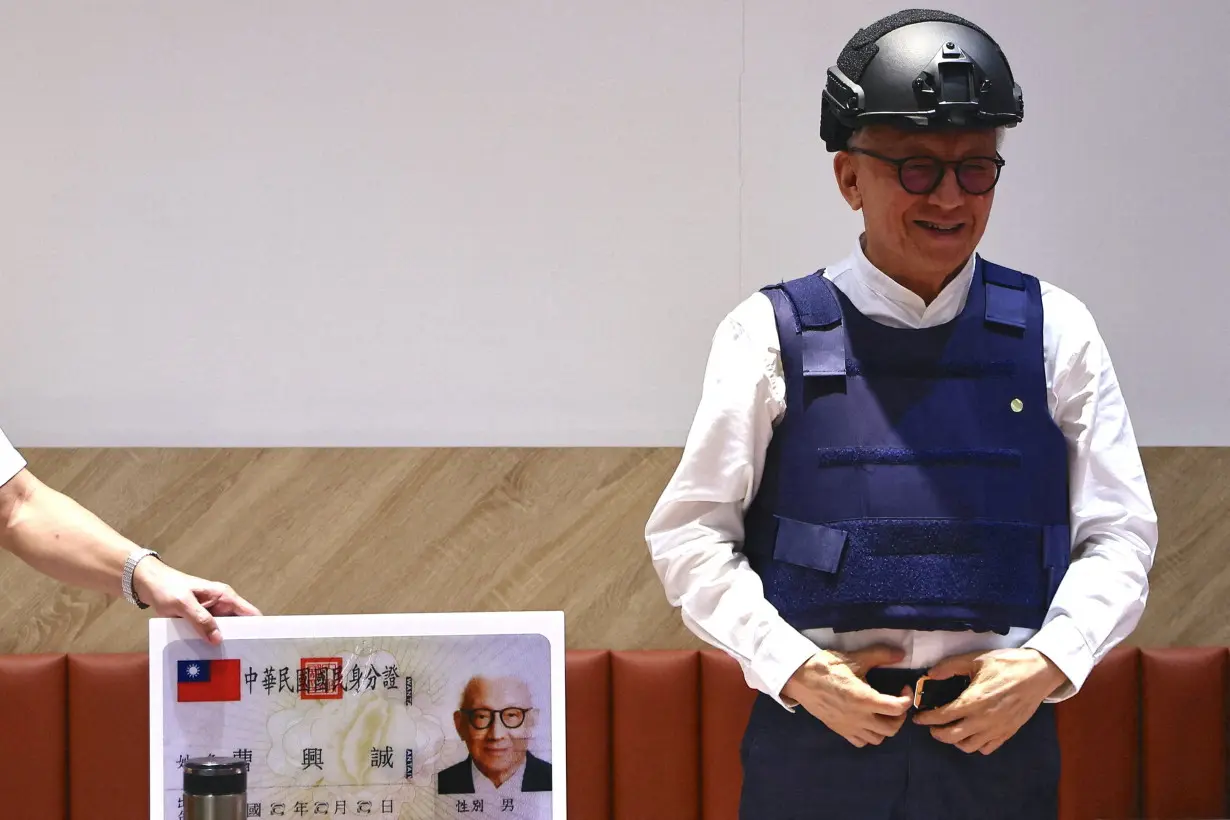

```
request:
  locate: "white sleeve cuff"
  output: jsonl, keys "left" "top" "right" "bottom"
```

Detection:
{"left": 1022, "top": 615, "right": 1095, "bottom": 703}
{"left": 745, "top": 625, "right": 819, "bottom": 711}
{"left": 0, "top": 428, "right": 26, "bottom": 487}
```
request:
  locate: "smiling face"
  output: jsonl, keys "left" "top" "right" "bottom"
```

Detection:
{"left": 453, "top": 676, "right": 535, "bottom": 786}
{"left": 834, "top": 124, "right": 1001, "bottom": 292}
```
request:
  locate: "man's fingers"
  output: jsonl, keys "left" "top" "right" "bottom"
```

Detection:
{"left": 231, "top": 594, "right": 262, "bottom": 616}
{"left": 956, "top": 734, "right": 985, "bottom": 754}
{"left": 977, "top": 736, "right": 1006, "bottom": 755}
{"left": 929, "top": 721, "right": 970, "bottom": 744}
{"left": 871, "top": 713, "right": 908, "bottom": 738}
{"left": 184, "top": 598, "right": 222, "bottom": 645}
{"left": 867, "top": 689, "right": 913, "bottom": 716}
{"left": 931, "top": 720, "right": 989, "bottom": 754}
{"left": 930, "top": 715, "right": 1002, "bottom": 755}
{"left": 194, "top": 582, "right": 262, "bottom": 617}
{"left": 873, "top": 693, "right": 912, "bottom": 735}
{"left": 927, "top": 652, "right": 978, "bottom": 681}
{"left": 212, "top": 590, "right": 262, "bottom": 617}
{"left": 847, "top": 644, "right": 906, "bottom": 676}
{"left": 912, "top": 692, "right": 976, "bottom": 725}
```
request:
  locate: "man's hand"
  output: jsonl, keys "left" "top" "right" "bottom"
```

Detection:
{"left": 132, "top": 558, "right": 261, "bottom": 645}
{"left": 912, "top": 648, "right": 1068, "bottom": 755}
{"left": 781, "top": 645, "right": 914, "bottom": 748}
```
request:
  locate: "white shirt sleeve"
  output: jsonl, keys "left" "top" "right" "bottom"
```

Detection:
{"left": 0, "top": 425, "right": 27, "bottom": 487}
{"left": 1024, "top": 288, "right": 1159, "bottom": 700}
{"left": 644, "top": 294, "right": 818, "bottom": 706}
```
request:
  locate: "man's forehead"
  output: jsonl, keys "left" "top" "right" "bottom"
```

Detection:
{"left": 464, "top": 675, "right": 531, "bottom": 705}
{"left": 856, "top": 125, "right": 998, "bottom": 156}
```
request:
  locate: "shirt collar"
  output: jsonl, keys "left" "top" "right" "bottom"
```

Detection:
{"left": 844, "top": 234, "right": 978, "bottom": 323}
{"left": 471, "top": 756, "right": 528, "bottom": 792}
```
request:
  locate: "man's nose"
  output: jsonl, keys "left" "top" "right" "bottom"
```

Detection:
{"left": 489, "top": 717, "right": 510, "bottom": 738}
{"left": 927, "top": 165, "right": 965, "bottom": 208}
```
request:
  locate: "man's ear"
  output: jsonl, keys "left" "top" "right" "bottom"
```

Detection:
{"left": 834, "top": 152, "right": 862, "bottom": 211}
{"left": 453, "top": 711, "right": 466, "bottom": 737}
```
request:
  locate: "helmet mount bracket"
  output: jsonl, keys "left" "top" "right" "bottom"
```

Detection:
{"left": 915, "top": 41, "right": 983, "bottom": 126}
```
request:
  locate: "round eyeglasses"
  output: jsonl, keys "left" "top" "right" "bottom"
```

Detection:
{"left": 847, "top": 147, "right": 1005, "bottom": 195}
{"left": 460, "top": 707, "right": 532, "bottom": 730}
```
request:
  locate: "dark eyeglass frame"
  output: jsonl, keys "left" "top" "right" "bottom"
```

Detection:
{"left": 460, "top": 706, "right": 533, "bottom": 730}
{"left": 846, "top": 147, "right": 1006, "bottom": 195}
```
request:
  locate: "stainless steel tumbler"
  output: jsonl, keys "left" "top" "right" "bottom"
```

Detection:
{"left": 183, "top": 756, "right": 247, "bottom": 820}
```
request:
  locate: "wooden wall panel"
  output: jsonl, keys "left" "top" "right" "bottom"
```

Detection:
{"left": 0, "top": 447, "right": 1225, "bottom": 654}
{"left": 1130, "top": 448, "right": 1230, "bottom": 646}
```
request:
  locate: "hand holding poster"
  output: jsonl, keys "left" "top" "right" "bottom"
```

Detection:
{"left": 150, "top": 611, "right": 566, "bottom": 819}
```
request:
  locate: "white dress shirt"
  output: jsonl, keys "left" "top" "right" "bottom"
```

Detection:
{"left": 645, "top": 240, "right": 1158, "bottom": 708}
{"left": 470, "top": 758, "right": 527, "bottom": 795}
{"left": 0, "top": 425, "right": 27, "bottom": 486}
{"left": 467, "top": 758, "right": 549, "bottom": 819}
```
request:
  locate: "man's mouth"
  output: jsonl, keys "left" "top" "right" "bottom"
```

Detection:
{"left": 915, "top": 220, "right": 964, "bottom": 235}
{"left": 915, "top": 220, "right": 959, "bottom": 236}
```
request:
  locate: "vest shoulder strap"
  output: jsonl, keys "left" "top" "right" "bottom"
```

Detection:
{"left": 981, "top": 259, "right": 1030, "bottom": 331}
{"left": 761, "top": 271, "right": 846, "bottom": 377}
{"left": 762, "top": 269, "right": 843, "bottom": 330}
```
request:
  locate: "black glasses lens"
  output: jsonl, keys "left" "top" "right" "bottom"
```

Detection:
{"left": 899, "top": 159, "right": 943, "bottom": 194}
{"left": 957, "top": 159, "right": 1000, "bottom": 194}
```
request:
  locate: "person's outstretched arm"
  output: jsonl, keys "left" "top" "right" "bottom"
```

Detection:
{"left": 0, "top": 466, "right": 260, "bottom": 644}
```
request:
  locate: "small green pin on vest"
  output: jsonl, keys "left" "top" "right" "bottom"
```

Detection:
{"left": 1010, "top": 398, "right": 1024, "bottom": 413}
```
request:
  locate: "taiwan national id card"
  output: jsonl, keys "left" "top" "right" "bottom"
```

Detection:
{"left": 149, "top": 611, "right": 565, "bottom": 819}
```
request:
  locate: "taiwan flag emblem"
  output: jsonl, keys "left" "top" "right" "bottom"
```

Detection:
{"left": 176, "top": 659, "right": 241, "bottom": 703}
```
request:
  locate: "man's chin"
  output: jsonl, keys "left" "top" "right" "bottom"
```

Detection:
{"left": 478, "top": 750, "right": 521, "bottom": 770}
{"left": 911, "top": 243, "right": 975, "bottom": 276}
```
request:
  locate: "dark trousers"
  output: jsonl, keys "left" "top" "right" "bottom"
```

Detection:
{"left": 738, "top": 668, "right": 1060, "bottom": 820}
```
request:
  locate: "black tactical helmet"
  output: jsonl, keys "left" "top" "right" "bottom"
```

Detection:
{"left": 820, "top": 9, "right": 1023, "bottom": 152}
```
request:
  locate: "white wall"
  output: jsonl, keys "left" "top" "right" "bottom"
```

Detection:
{"left": 741, "top": 0, "right": 1230, "bottom": 447}
{"left": 0, "top": 0, "right": 1225, "bottom": 447}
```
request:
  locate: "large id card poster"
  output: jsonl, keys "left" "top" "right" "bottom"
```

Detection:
{"left": 149, "top": 612, "right": 566, "bottom": 820}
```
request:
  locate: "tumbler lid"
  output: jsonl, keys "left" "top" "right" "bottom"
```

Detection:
{"left": 183, "top": 756, "right": 246, "bottom": 797}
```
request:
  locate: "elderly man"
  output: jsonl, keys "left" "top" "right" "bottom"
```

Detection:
{"left": 645, "top": 9, "right": 1156, "bottom": 819}
{"left": 0, "top": 426, "right": 259, "bottom": 643}
{"left": 437, "top": 673, "right": 552, "bottom": 796}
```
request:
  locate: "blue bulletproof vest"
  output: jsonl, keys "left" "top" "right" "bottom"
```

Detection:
{"left": 742, "top": 257, "right": 1071, "bottom": 635}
